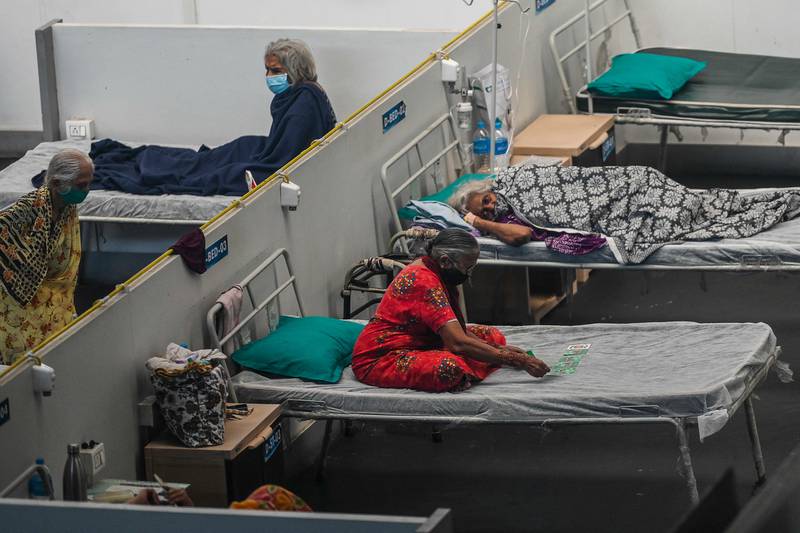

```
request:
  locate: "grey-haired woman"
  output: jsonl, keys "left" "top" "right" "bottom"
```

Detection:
{"left": 0, "top": 149, "right": 93, "bottom": 363}
{"left": 352, "top": 228, "right": 549, "bottom": 392}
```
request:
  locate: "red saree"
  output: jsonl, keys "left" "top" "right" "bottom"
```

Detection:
{"left": 352, "top": 257, "right": 504, "bottom": 392}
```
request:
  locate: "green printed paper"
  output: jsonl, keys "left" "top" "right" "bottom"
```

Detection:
{"left": 551, "top": 343, "right": 592, "bottom": 375}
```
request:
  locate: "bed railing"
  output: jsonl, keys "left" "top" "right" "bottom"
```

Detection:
{"left": 380, "top": 113, "right": 466, "bottom": 246}
{"left": 206, "top": 248, "right": 305, "bottom": 357}
{"left": 549, "top": 0, "right": 640, "bottom": 113}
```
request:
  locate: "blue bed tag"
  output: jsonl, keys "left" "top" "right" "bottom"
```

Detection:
{"left": 382, "top": 101, "right": 406, "bottom": 134}
{"left": 601, "top": 134, "right": 615, "bottom": 161}
{"left": 205, "top": 235, "right": 229, "bottom": 270}
{"left": 263, "top": 424, "right": 282, "bottom": 462}
{"left": 536, "top": 0, "right": 556, "bottom": 12}
{"left": 0, "top": 398, "right": 9, "bottom": 427}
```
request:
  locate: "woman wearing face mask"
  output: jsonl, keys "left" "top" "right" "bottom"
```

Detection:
{"left": 352, "top": 228, "right": 549, "bottom": 392}
{"left": 262, "top": 38, "right": 336, "bottom": 157}
{"left": 0, "top": 149, "right": 93, "bottom": 364}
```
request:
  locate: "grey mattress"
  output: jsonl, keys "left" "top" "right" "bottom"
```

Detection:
{"left": 479, "top": 188, "right": 800, "bottom": 269}
{"left": 0, "top": 140, "right": 233, "bottom": 222}
{"left": 233, "top": 322, "right": 776, "bottom": 431}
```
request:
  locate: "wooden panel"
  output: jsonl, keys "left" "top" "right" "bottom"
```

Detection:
{"left": 513, "top": 114, "right": 615, "bottom": 157}
{"left": 145, "top": 404, "right": 281, "bottom": 461}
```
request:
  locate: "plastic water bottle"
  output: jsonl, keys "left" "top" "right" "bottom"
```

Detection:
{"left": 494, "top": 117, "right": 510, "bottom": 169}
{"left": 472, "top": 120, "right": 490, "bottom": 173}
{"left": 63, "top": 443, "right": 87, "bottom": 501}
{"left": 28, "top": 458, "right": 49, "bottom": 500}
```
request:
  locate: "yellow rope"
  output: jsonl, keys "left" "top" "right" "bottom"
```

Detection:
{"left": 0, "top": 6, "right": 500, "bottom": 380}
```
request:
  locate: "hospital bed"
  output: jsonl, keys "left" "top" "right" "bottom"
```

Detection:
{"left": 550, "top": 0, "right": 800, "bottom": 168}
{"left": 207, "top": 247, "right": 780, "bottom": 504}
{"left": 0, "top": 139, "right": 236, "bottom": 283}
{"left": 382, "top": 114, "right": 800, "bottom": 273}
{"left": 0, "top": 139, "right": 231, "bottom": 224}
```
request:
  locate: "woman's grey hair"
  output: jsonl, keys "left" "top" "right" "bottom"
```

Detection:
{"left": 45, "top": 149, "right": 93, "bottom": 192}
{"left": 265, "top": 38, "right": 317, "bottom": 84}
{"left": 426, "top": 228, "right": 479, "bottom": 263}
{"left": 448, "top": 179, "right": 494, "bottom": 214}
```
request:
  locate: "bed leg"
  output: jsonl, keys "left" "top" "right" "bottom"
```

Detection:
{"left": 674, "top": 419, "right": 700, "bottom": 504}
{"left": 432, "top": 425, "right": 443, "bottom": 443}
{"left": 745, "top": 397, "right": 767, "bottom": 488}
{"left": 316, "top": 419, "right": 334, "bottom": 482}
{"left": 658, "top": 125, "right": 669, "bottom": 172}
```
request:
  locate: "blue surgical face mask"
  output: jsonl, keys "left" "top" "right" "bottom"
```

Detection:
{"left": 266, "top": 73, "right": 290, "bottom": 95}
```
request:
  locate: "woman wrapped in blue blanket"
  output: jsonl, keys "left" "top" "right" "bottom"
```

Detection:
{"left": 38, "top": 39, "right": 336, "bottom": 197}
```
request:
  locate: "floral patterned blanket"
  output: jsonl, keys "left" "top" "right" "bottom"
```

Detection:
{"left": 492, "top": 164, "right": 800, "bottom": 264}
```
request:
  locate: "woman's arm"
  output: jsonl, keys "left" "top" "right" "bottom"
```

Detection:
{"left": 439, "top": 321, "right": 549, "bottom": 377}
{"left": 466, "top": 214, "right": 531, "bottom": 246}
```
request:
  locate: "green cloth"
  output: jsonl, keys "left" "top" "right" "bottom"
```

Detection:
{"left": 398, "top": 173, "right": 491, "bottom": 220}
{"left": 588, "top": 53, "right": 706, "bottom": 99}
{"left": 232, "top": 315, "right": 364, "bottom": 383}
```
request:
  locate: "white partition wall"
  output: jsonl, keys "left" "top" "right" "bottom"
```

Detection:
{"left": 51, "top": 24, "right": 457, "bottom": 145}
{"left": 0, "top": 2, "right": 588, "bottom": 496}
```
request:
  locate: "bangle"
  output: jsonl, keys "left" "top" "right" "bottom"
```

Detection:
{"left": 464, "top": 212, "right": 477, "bottom": 225}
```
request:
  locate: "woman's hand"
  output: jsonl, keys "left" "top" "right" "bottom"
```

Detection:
{"left": 521, "top": 356, "right": 550, "bottom": 378}
{"left": 166, "top": 488, "right": 194, "bottom": 507}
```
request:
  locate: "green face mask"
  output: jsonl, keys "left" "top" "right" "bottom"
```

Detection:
{"left": 59, "top": 187, "right": 89, "bottom": 205}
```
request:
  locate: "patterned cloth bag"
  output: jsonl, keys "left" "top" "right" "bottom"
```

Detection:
{"left": 146, "top": 344, "right": 228, "bottom": 447}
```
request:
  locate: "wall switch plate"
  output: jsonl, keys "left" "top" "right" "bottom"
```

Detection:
{"left": 65, "top": 119, "right": 95, "bottom": 140}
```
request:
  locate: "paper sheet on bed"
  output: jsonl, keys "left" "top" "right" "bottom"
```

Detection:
{"left": 233, "top": 322, "right": 777, "bottom": 439}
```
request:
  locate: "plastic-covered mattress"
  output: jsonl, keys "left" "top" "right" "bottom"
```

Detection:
{"left": 233, "top": 322, "right": 777, "bottom": 435}
{"left": 478, "top": 188, "right": 800, "bottom": 269}
{"left": 576, "top": 47, "right": 800, "bottom": 123}
{"left": 0, "top": 140, "right": 233, "bottom": 222}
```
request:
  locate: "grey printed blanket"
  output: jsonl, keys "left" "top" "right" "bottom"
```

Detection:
{"left": 492, "top": 164, "right": 800, "bottom": 264}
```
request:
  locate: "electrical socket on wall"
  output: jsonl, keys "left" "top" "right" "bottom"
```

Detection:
{"left": 65, "top": 119, "right": 95, "bottom": 140}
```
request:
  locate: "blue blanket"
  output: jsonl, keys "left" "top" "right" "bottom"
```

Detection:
{"left": 33, "top": 82, "right": 336, "bottom": 196}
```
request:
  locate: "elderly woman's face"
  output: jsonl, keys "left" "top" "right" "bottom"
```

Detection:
{"left": 265, "top": 55, "right": 287, "bottom": 77}
{"left": 74, "top": 160, "right": 94, "bottom": 191}
{"left": 466, "top": 191, "right": 497, "bottom": 219}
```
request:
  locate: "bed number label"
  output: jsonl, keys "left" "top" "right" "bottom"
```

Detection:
{"left": 601, "top": 134, "right": 615, "bottom": 161}
{"left": 205, "top": 236, "right": 229, "bottom": 270}
{"left": 0, "top": 398, "right": 9, "bottom": 427}
{"left": 383, "top": 101, "right": 406, "bottom": 134}
{"left": 264, "top": 424, "right": 282, "bottom": 462}
{"left": 535, "top": 0, "right": 556, "bottom": 12}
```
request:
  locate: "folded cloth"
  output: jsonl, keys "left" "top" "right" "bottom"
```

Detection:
{"left": 216, "top": 285, "right": 244, "bottom": 354}
{"left": 403, "top": 200, "right": 477, "bottom": 233}
{"left": 145, "top": 343, "right": 227, "bottom": 376}
{"left": 229, "top": 485, "right": 312, "bottom": 512}
{"left": 173, "top": 228, "right": 206, "bottom": 274}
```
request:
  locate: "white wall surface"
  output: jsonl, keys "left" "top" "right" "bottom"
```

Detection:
{"left": 52, "top": 24, "right": 457, "bottom": 145}
{"left": 0, "top": 0, "right": 489, "bottom": 136}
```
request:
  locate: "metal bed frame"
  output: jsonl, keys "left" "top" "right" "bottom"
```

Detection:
{"left": 206, "top": 246, "right": 774, "bottom": 504}
{"left": 549, "top": 0, "right": 800, "bottom": 170}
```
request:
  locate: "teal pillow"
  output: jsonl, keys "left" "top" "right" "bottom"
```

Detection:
{"left": 588, "top": 53, "right": 706, "bottom": 99}
{"left": 232, "top": 316, "right": 364, "bottom": 383}
{"left": 398, "top": 173, "right": 491, "bottom": 220}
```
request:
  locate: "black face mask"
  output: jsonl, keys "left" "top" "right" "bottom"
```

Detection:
{"left": 440, "top": 268, "right": 470, "bottom": 286}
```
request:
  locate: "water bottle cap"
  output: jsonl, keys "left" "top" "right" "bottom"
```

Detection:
{"left": 67, "top": 443, "right": 80, "bottom": 453}
{"left": 476, "top": 120, "right": 486, "bottom": 128}
{"left": 35, "top": 457, "right": 44, "bottom": 465}
{"left": 495, "top": 117, "right": 503, "bottom": 127}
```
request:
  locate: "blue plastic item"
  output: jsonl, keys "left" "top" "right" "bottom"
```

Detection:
{"left": 494, "top": 118, "right": 509, "bottom": 156}
{"left": 28, "top": 458, "right": 48, "bottom": 500}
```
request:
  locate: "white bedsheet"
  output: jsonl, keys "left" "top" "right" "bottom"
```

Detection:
{"left": 0, "top": 139, "right": 233, "bottom": 222}
{"left": 233, "top": 322, "right": 777, "bottom": 437}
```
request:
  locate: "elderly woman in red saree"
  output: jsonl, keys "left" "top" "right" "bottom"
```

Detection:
{"left": 352, "top": 228, "right": 550, "bottom": 392}
{"left": 0, "top": 149, "right": 93, "bottom": 364}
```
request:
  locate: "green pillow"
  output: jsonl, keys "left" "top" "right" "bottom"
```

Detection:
{"left": 398, "top": 173, "right": 492, "bottom": 220}
{"left": 588, "top": 53, "right": 706, "bottom": 99}
{"left": 232, "top": 315, "right": 364, "bottom": 383}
